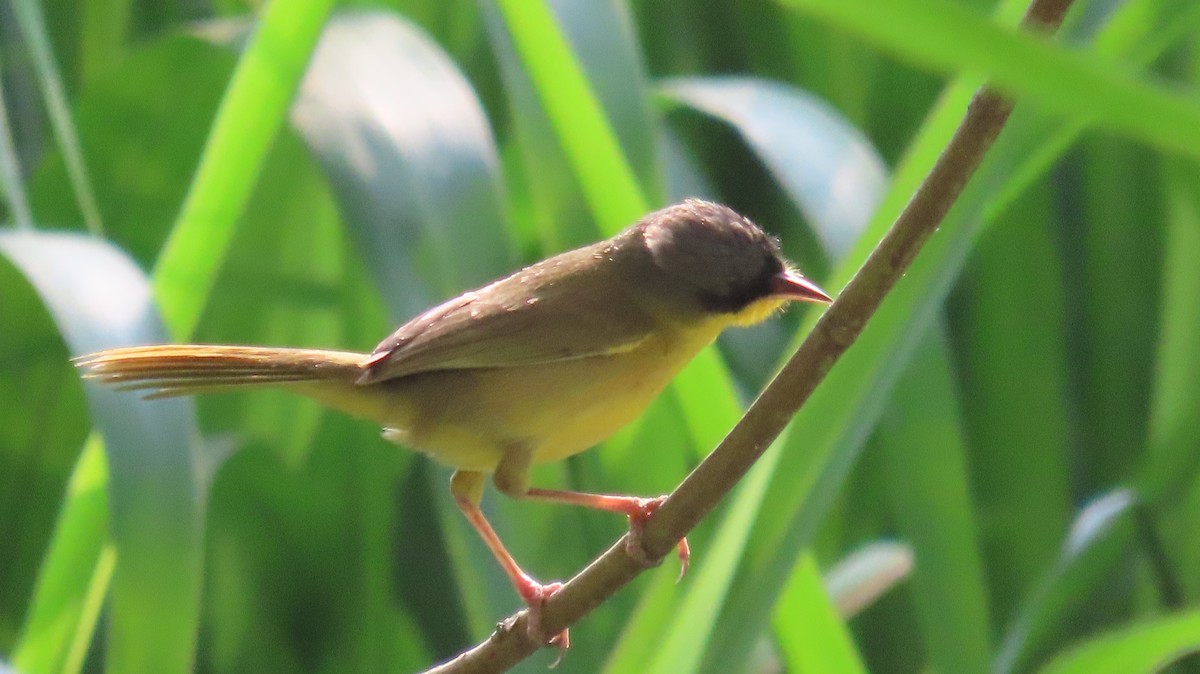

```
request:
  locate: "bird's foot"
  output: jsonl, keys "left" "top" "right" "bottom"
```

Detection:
{"left": 623, "top": 496, "right": 690, "bottom": 581}
{"left": 515, "top": 577, "right": 570, "bottom": 666}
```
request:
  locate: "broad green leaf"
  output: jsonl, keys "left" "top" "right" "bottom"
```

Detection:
{"left": 0, "top": 232, "right": 204, "bottom": 674}
{"left": 1073, "top": 139, "right": 1161, "bottom": 489}
{"left": 1036, "top": 610, "right": 1200, "bottom": 674}
{"left": 661, "top": 76, "right": 888, "bottom": 258}
{"left": 291, "top": 10, "right": 513, "bottom": 311}
{"left": 955, "top": 179, "right": 1071, "bottom": 620}
{"left": 878, "top": 332, "right": 991, "bottom": 674}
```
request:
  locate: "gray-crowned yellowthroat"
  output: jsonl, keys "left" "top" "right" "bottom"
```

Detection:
{"left": 76, "top": 199, "right": 832, "bottom": 650}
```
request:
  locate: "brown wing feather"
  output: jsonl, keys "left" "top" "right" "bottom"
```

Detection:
{"left": 358, "top": 245, "right": 654, "bottom": 384}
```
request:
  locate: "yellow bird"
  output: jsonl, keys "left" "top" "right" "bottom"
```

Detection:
{"left": 76, "top": 199, "right": 832, "bottom": 650}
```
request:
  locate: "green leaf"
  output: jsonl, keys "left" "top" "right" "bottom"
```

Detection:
{"left": 1036, "top": 610, "right": 1200, "bottom": 674}
{"left": 995, "top": 489, "right": 1138, "bottom": 674}
{"left": 954, "top": 179, "right": 1071, "bottom": 622}
{"left": 9, "top": 0, "right": 104, "bottom": 235}
{"left": 661, "top": 76, "right": 888, "bottom": 258}
{"left": 778, "top": 0, "right": 1200, "bottom": 160}
{"left": 823, "top": 541, "right": 913, "bottom": 618}
{"left": 879, "top": 332, "right": 991, "bottom": 674}
{"left": 773, "top": 553, "right": 869, "bottom": 674}
{"left": 153, "top": 0, "right": 336, "bottom": 337}
{"left": 491, "top": 0, "right": 648, "bottom": 231}
{"left": 11, "top": 435, "right": 111, "bottom": 674}
{"left": 291, "top": 10, "right": 513, "bottom": 312}
{"left": 1139, "top": 159, "right": 1200, "bottom": 502}
{"left": 0, "top": 232, "right": 204, "bottom": 674}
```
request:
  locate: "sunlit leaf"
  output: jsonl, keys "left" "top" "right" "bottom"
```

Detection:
{"left": 1036, "top": 610, "right": 1200, "bottom": 674}
{"left": 292, "top": 10, "right": 513, "bottom": 313}
{"left": 778, "top": 0, "right": 1200, "bottom": 159}
{"left": 661, "top": 76, "right": 887, "bottom": 258}
{"left": 0, "top": 232, "right": 204, "bottom": 674}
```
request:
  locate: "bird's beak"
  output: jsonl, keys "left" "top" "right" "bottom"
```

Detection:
{"left": 771, "top": 269, "right": 833, "bottom": 304}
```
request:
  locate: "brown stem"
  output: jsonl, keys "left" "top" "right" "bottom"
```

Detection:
{"left": 424, "top": 0, "right": 1075, "bottom": 671}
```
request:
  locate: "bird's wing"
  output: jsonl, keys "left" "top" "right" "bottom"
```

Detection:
{"left": 357, "top": 257, "right": 654, "bottom": 384}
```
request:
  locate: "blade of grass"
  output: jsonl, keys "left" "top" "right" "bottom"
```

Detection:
{"left": 1140, "top": 159, "right": 1200, "bottom": 501}
{"left": 9, "top": 0, "right": 104, "bottom": 235}
{"left": 154, "top": 0, "right": 336, "bottom": 337}
{"left": 492, "top": 0, "right": 647, "bottom": 230}
{"left": 1036, "top": 610, "right": 1200, "bottom": 674}
{"left": 778, "top": 0, "right": 1200, "bottom": 159}
{"left": 774, "top": 553, "right": 869, "bottom": 674}
{"left": 481, "top": 0, "right": 661, "bottom": 250}
{"left": 994, "top": 489, "right": 1138, "bottom": 674}
{"left": 0, "top": 63, "right": 33, "bottom": 228}
{"left": 642, "top": 443, "right": 785, "bottom": 674}
{"left": 546, "top": 0, "right": 661, "bottom": 203}
{"left": 11, "top": 434, "right": 110, "bottom": 674}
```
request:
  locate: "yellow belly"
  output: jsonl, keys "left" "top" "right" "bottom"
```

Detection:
{"left": 362, "top": 322, "right": 722, "bottom": 472}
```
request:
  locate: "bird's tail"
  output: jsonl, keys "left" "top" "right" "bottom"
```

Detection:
{"left": 75, "top": 345, "right": 368, "bottom": 399}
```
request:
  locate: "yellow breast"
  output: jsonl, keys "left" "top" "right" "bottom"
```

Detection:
{"left": 378, "top": 321, "right": 726, "bottom": 472}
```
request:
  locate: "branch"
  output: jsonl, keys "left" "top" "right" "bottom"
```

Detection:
{"left": 426, "top": 1, "right": 1075, "bottom": 671}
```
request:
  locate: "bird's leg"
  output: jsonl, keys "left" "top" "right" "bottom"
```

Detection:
{"left": 450, "top": 469, "right": 569, "bottom": 660}
{"left": 522, "top": 488, "right": 690, "bottom": 579}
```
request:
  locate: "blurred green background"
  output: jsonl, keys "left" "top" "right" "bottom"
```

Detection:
{"left": 2, "top": 0, "right": 1199, "bottom": 672}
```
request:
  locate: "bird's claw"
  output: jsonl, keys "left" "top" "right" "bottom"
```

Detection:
{"left": 518, "top": 580, "right": 570, "bottom": 665}
{"left": 624, "top": 496, "right": 690, "bottom": 580}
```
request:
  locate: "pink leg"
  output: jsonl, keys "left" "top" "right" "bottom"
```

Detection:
{"left": 453, "top": 495, "right": 570, "bottom": 659}
{"left": 524, "top": 488, "right": 690, "bottom": 579}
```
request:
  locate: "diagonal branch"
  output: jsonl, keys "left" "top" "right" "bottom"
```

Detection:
{"left": 426, "top": 0, "right": 1075, "bottom": 671}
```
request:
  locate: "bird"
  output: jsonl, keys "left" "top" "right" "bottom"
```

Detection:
{"left": 75, "top": 199, "right": 832, "bottom": 654}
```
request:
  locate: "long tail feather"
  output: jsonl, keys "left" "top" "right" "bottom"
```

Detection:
{"left": 75, "top": 345, "right": 368, "bottom": 398}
